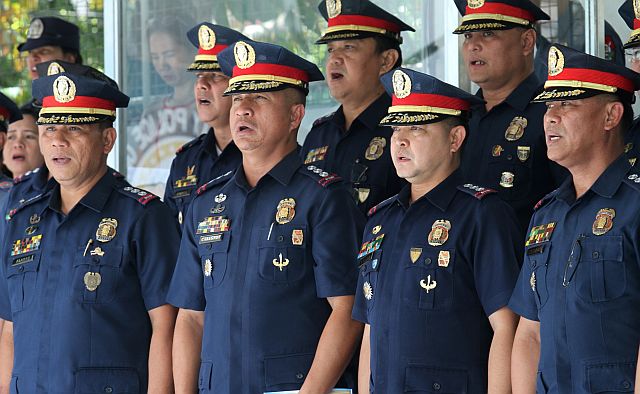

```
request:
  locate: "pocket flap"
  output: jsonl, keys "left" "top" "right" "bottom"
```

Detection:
{"left": 199, "top": 362, "right": 213, "bottom": 390}
{"left": 74, "top": 245, "right": 123, "bottom": 268}
{"left": 74, "top": 367, "right": 139, "bottom": 394}
{"left": 582, "top": 236, "right": 623, "bottom": 261}
{"left": 7, "top": 252, "right": 41, "bottom": 277}
{"left": 404, "top": 365, "right": 468, "bottom": 393}
{"left": 587, "top": 362, "right": 635, "bottom": 393}
{"left": 264, "top": 353, "right": 314, "bottom": 389}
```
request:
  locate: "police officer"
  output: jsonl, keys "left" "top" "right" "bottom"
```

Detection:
{"left": 164, "top": 23, "right": 246, "bottom": 229}
{"left": 18, "top": 17, "right": 82, "bottom": 80}
{"left": 453, "top": 0, "right": 565, "bottom": 232}
{"left": 0, "top": 94, "right": 22, "bottom": 193}
{"left": 0, "top": 71, "right": 179, "bottom": 393}
{"left": 618, "top": 0, "right": 640, "bottom": 164}
{"left": 168, "top": 40, "right": 365, "bottom": 393}
{"left": 509, "top": 44, "right": 640, "bottom": 393}
{"left": 300, "top": 0, "right": 414, "bottom": 216}
{"left": 352, "top": 68, "right": 521, "bottom": 393}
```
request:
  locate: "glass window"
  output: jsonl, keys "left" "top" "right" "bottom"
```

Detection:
{"left": 117, "top": 0, "right": 455, "bottom": 195}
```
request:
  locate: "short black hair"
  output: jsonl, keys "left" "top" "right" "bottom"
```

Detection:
{"left": 19, "top": 102, "right": 39, "bottom": 118}
{"left": 373, "top": 36, "right": 402, "bottom": 69}
{"left": 61, "top": 47, "right": 83, "bottom": 65}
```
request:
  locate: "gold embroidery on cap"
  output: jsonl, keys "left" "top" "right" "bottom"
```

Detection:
{"left": 234, "top": 41, "right": 256, "bottom": 69}
{"left": 392, "top": 69, "right": 412, "bottom": 99}
{"left": 47, "top": 62, "right": 65, "bottom": 76}
{"left": 327, "top": 0, "right": 342, "bottom": 18}
{"left": 53, "top": 76, "right": 76, "bottom": 103}
{"left": 548, "top": 46, "right": 565, "bottom": 77}
{"left": 198, "top": 25, "right": 216, "bottom": 50}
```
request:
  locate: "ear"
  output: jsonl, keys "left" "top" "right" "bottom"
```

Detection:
{"left": 0, "top": 132, "right": 6, "bottom": 149}
{"left": 102, "top": 127, "right": 117, "bottom": 155}
{"left": 289, "top": 103, "right": 306, "bottom": 131}
{"left": 603, "top": 101, "right": 624, "bottom": 132}
{"left": 379, "top": 49, "right": 400, "bottom": 75}
{"left": 521, "top": 28, "right": 536, "bottom": 57}
{"left": 449, "top": 124, "right": 467, "bottom": 153}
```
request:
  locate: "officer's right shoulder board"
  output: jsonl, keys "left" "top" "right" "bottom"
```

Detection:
{"left": 367, "top": 194, "right": 397, "bottom": 217}
{"left": 534, "top": 189, "right": 559, "bottom": 210}
{"left": 457, "top": 183, "right": 496, "bottom": 199}
{"left": 175, "top": 133, "right": 206, "bottom": 155}
{"left": 196, "top": 170, "right": 234, "bottom": 196}
{"left": 13, "top": 167, "right": 41, "bottom": 185}
{"left": 312, "top": 112, "right": 335, "bottom": 128}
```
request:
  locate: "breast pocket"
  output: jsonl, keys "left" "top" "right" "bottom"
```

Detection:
{"left": 257, "top": 225, "right": 307, "bottom": 284}
{"left": 6, "top": 251, "right": 42, "bottom": 313}
{"left": 525, "top": 243, "right": 552, "bottom": 310}
{"left": 488, "top": 150, "right": 533, "bottom": 200}
{"left": 200, "top": 233, "right": 231, "bottom": 289}
{"left": 402, "top": 250, "right": 455, "bottom": 311}
{"left": 575, "top": 236, "right": 625, "bottom": 303}
{"left": 70, "top": 245, "right": 123, "bottom": 303}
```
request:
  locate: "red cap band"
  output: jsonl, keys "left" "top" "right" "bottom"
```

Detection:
{"left": 328, "top": 15, "right": 400, "bottom": 33}
{"left": 634, "top": 19, "right": 640, "bottom": 30}
{"left": 233, "top": 63, "right": 309, "bottom": 82}
{"left": 392, "top": 93, "right": 471, "bottom": 111}
{"left": 549, "top": 68, "right": 635, "bottom": 93}
{"left": 43, "top": 96, "right": 116, "bottom": 110}
{"left": 466, "top": 3, "right": 535, "bottom": 22}
{"left": 197, "top": 44, "right": 229, "bottom": 56}
{"left": 0, "top": 108, "right": 10, "bottom": 121}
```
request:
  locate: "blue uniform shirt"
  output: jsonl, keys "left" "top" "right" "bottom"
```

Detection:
{"left": 624, "top": 117, "right": 640, "bottom": 165}
{"left": 300, "top": 94, "right": 405, "bottom": 215}
{"left": 167, "top": 150, "right": 365, "bottom": 393}
{"left": 0, "top": 173, "right": 13, "bottom": 209}
{"left": 0, "top": 169, "right": 179, "bottom": 394}
{"left": 461, "top": 73, "right": 566, "bottom": 232}
{"left": 163, "top": 128, "right": 242, "bottom": 229}
{"left": 509, "top": 155, "right": 640, "bottom": 393}
{"left": 352, "top": 170, "right": 522, "bottom": 393}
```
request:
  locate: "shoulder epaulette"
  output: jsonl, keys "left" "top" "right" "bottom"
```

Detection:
{"left": 176, "top": 134, "right": 206, "bottom": 155}
{"left": 457, "top": 183, "right": 497, "bottom": 200}
{"left": 534, "top": 190, "right": 558, "bottom": 210}
{"left": 196, "top": 170, "right": 234, "bottom": 195}
{"left": 0, "top": 180, "right": 12, "bottom": 190}
{"left": 367, "top": 195, "right": 396, "bottom": 217}
{"left": 312, "top": 112, "right": 335, "bottom": 128}
{"left": 302, "top": 165, "right": 342, "bottom": 188}
{"left": 6, "top": 191, "right": 50, "bottom": 221}
{"left": 13, "top": 167, "right": 41, "bottom": 185}
{"left": 117, "top": 185, "right": 158, "bottom": 206}
{"left": 111, "top": 170, "right": 125, "bottom": 179}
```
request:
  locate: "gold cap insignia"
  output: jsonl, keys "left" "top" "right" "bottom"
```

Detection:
{"left": 548, "top": 46, "right": 565, "bottom": 77}
{"left": 409, "top": 247, "right": 422, "bottom": 264}
{"left": 363, "top": 281, "right": 373, "bottom": 300}
{"left": 505, "top": 116, "right": 527, "bottom": 141}
{"left": 96, "top": 218, "right": 118, "bottom": 243}
{"left": 634, "top": 0, "right": 640, "bottom": 19}
{"left": 234, "top": 41, "right": 256, "bottom": 69}
{"left": 327, "top": 0, "right": 342, "bottom": 18}
{"left": 275, "top": 198, "right": 296, "bottom": 224}
{"left": 198, "top": 25, "right": 216, "bottom": 50}
{"left": 428, "top": 219, "right": 451, "bottom": 247}
{"left": 83, "top": 272, "right": 102, "bottom": 292}
{"left": 47, "top": 62, "right": 65, "bottom": 76}
{"left": 53, "top": 75, "right": 76, "bottom": 103}
{"left": 592, "top": 208, "right": 615, "bottom": 236}
{"left": 204, "top": 258, "right": 213, "bottom": 276}
{"left": 27, "top": 18, "right": 44, "bottom": 39}
{"left": 392, "top": 69, "right": 412, "bottom": 99}
{"left": 467, "top": 0, "right": 485, "bottom": 9}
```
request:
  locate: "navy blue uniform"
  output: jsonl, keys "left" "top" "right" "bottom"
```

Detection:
{"left": 509, "top": 155, "right": 640, "bottom": 393}
{"left": 0, "top": 170, "right": 179, "bottom": 394}
{"left": 352, "top": 171, "right": 522, "bottom": 393}
{"left": 301, "top": 94, "right": 405, "bottom": 215}
{"left": 164, "top": 128, "right": 241, "bottom": 229}
{"left": 167, "top": 151, "right": 364, "bottom": 393}
{"left": 461, "top": 73, "right": 566, "bottom": 232}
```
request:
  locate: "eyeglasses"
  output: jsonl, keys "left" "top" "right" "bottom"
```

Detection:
{"left": 625, "top": 48, "right": 640, "bottom": 62}
{"left": 562, "top": 234, "right": 585, "bottom": 287}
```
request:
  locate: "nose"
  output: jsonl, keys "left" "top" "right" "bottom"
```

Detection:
{"left": 196, "top": 77, "right": 209, "bottom": 91}
{"left": 544, "top": 105, "right": 559, "bottom": 125}
{"left": 391, "top": 129, "right": 409, "bottom": 147}
{"left": 233, "top": 96, "right": 253, "bottom": 117}
{"left": 463, "top": 34, "right": 481, "bottom": 52}
{"left": 327, "top": 49, "right": 343, "bottom": 66}
{"left": 50, "top": 128, "right": 70, "bottom": 148}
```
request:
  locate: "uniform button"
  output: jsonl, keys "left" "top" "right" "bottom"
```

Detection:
{"left": 277, "top": 235, "right": 284, "bottom": 242}
{"left": 592, "top": 251, "right": 599, "bottom": 259}
{"left": 622, "top": 380, "right": 631, "bottom": 389}
{"left": 104, "top": 386, "right": 113, "bottom": 393}
{"left": 18, "top": 266, "right": 24, "bottom": 272}
{"left": 432, "top": 382, "right": 441, "bottom": 391}
{"left": 296, "top": 372, "right": 304, "bottom": 380}
{"left": 425, "top": 258, "right": 432, "bottom": 265}
{"left": 507, "top": 155, "right": 513, "bottom": 160}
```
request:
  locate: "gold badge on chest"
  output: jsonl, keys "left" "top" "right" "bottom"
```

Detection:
{"left": 96, "top": 218, "right": 118, "bottom": 243}
{"left": 84, "top": 272, "right": 102, "bottom": 292}
{"left": 592, "top": 208, "right": 615, "bottom": 236}
{"left": 505, "top": 116, "right": 527, "bottom": 141}
{"left": 275, "top": 198, "right": 296, "bottom": 224}
{"left": 365, "top": 137, "right": 386, "bottom": 161}
{"left": 428, "top": 220, "right": 451, "bottom": 246}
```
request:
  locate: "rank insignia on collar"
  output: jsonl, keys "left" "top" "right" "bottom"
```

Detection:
{"left": 500, "top": 171, "right": 515, "bottom": 188}
{"left": 96, "top": 218, "right": 118, "bottom": 243}
{"left": 630, "top": 158, "right": 638, "bottom": 166}
{"left": 30, "top": 213, "right": 41, "bottom": 224}
{"left": 175, "top": 165, "right": 197, "bottom": 189}
{"left": 372, "top": 225, "right": 382, "bottom": 235}
{"left": 11, "top": 234, "right": 43, "bottom": 256}
{"left": 365, "top": 137, "right": 386, "bottom": 161}
{"left": 530, "top": 271, "right": 536, "bottom": 292}
{"left": 525, "top": 222, "right": 556, "bottom": 246}
{"left": 592, "top": 208, "right": 615, "bottom": 236}
{"left": 204, "top": 258, "right": 213, "bottom": 277}
{"left": 292, "top": 229, "right": 304, "bottom": 245}
{"left": 304, "top": 146, "right": 328, "bottom": 164}
{"left": 438, "top": 250, "right": 450, "bottom": 267}
{"left": 517, "top": 146, "right": 530, "bottom": 162}
{"left": 428, "top": 220, "right": 451, "bottom": 247}
{"left": 358, "top": 234, "right": 385, "bottom": 259}
{"left": 505, "top": 116, "right": 527, "bottom": 142}
{"left": 276, "top": 198, "right": 296, "bottom": 224}
{"left": 410, "top": 247, "right": 422, "bottom": 264}
{"left": 363, "top": 281, "right": 373, "bottom": 300}
{"left": 625, "top": 142, "right": 634, "bottom": 153}
{"left": 197, "top": 216, "right": 230, "bottom": 235}
{"left": 492, "top": 145, "right": 503, "bottom": 157}
{"left": 84, "top": 272, "right": 101, "bottom": 292}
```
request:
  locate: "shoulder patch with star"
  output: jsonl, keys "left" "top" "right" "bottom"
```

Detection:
{"left": 301, "top": 165, "right": 342, "bottom": 188}
{"left": 457, "top": 183, "right": 497, "bottom": 200}
{"left": 116, "top": 185, "right": 158, "bottom": 205}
